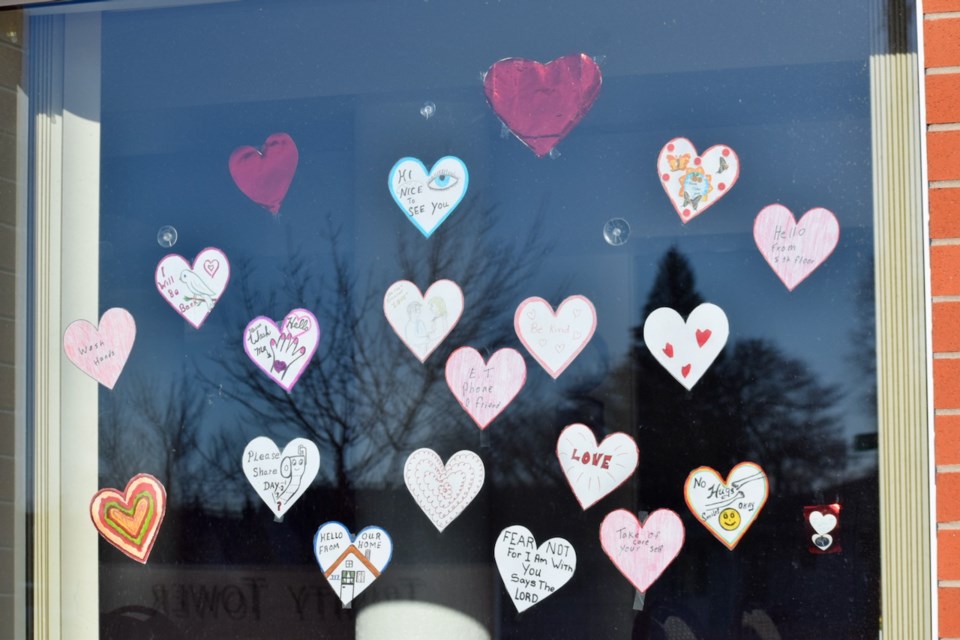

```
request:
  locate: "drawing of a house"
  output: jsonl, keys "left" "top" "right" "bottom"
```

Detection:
{"left": 324, "top": 546, "right": 380, "bottom": 602}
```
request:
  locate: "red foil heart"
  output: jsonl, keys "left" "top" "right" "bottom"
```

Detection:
{"left": 229, "top": 133, "right": 299, "bottom": 214}
{"left": 483, "top": 53, "right": 602, "bottom": 157}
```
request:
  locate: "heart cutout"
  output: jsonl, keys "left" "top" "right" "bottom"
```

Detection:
{"left": 445, "top": 347, "right": 527, "bottom": 430}
{"left": 229, "top": 132, "right": 298, "bottom": 214}
{"left": 644, "top": 303, "right": 729, "bottom": 390}
{"left": 242, "top": 437, "right": 320, "bottom": 519}
{"left": 813, "top": 533, "right": 834, "bottom": 549}
{"left": 514, "top": 295, "right": 597, "bottom": 378}
{"left": 384, "top": 279, "right": 464, "bottom": 362}
{"left": 388, "top": 157, "right": 469, "bottom": 237}
{"left": 404, "top": 448, "right": 485, "bottom": 532}
{"left": 684, "top": 462, "right": 769, "bottom": 550}
{"left": 314, "top": 522, "right": 393, "bottom": 607}
{"left": 600, "top": 509, "right": 685, "bottom": 592}
{"left": 556, "top": 424, "right": 639, "bottom": 510}
{"left": 809, "top": 511, "right": 838, "bottom": 535}
{"left": 155, "top": 247, "right": 231, "bottom": 329}
{"left": 495, "top": 525, "right": 577, "bottom": 612}
{"left": 753, "top": 205, "right": 840, "bottom": 291}
{"left": 90, "top": 473, "right": 166, "bottom": 564}
{"left": 657, "top": 138, "right": 740, "bottom": 223}
{"left": 63, "top": 308, "right": 136, "bottom": 390}
{"left": 243, "top": 308, "right": 320, "bottom": 392}
{"left": 483, "top": 53, "right": 602, "bottom": 157}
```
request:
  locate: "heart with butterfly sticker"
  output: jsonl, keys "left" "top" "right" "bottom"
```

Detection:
{"left": 657, "top": 137, "right": 740, "bottom": 223}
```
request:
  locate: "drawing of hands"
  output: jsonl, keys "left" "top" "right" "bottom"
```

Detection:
{"left": 269, "top": 332, "right": 307, "bottom": 380}
{"left": 275, "top": 445, "right": 308, "bottom": 507}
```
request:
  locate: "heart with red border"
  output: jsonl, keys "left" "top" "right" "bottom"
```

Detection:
{"left": 753, "top": 205, "right": 840, "bottom": 291}
{"left": 90, "top": 473, "right": 167, "bottom": 564}
{"left": 229, "top": 132, "right": 299, "bottom": 214}
{"left": 600, "top": 509, "right": 685, "bottom": 592}
{"left": 657, "top": 138, "right": 740, "bottom": 223}
{"left": 483, "top": 53, "right": 602, "bottom": 157}
{"left": 684, "top": 462, "right": 768, "bottom": 550}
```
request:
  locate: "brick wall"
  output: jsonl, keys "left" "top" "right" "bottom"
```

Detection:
{"left": 926, "top": 3, "right": 960, "bottom": 637}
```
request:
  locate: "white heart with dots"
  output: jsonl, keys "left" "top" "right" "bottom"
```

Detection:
{"left": 657, "top": 137, "right": 740, "bottom": 224}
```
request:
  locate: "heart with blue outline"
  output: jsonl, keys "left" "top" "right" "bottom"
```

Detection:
{"left": 388, "top": 156, "right": 469, "bottom": 238}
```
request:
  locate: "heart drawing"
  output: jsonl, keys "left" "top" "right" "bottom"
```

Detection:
{"left": 388, "top": 157, "right": 469, "bottom": 238}
{"left": 684, "top": 462, "right": 769, "bottom": 550}
{"left": 314, "top": 521, "right": 393, "bottom": 607}
{"left": 753, "top": 204, "right": 840, "bottom": 291}
{"left": 384, "top": 279, "right": 464, "bottom": 362}
{"left": 483, "top": 53, "right": 602, "bottom": 157}
{"left": 242, "top": 437, "right": 320, "bottom": 520}
{"left": 643, "top": 302, "right": 729, "bottom": 390}
{"left": 445, "top": 347, "right": 527, "bottom": 429}
{"left": 155, "top": 247, "right": 230, "bottom": 329}
{"left": 495, "top": 525, "right": 577, "bottom": 612}
{"left": 63, "top": 307, "right": 136, "bottom": 390}
{"left": 90, "top": 473, "right": 166, "bottom": 564}
{"left": 556, "top": 424, "right": 639, "bottom": 510}
{"left": 657, "top": 138, "right": 740, "bottom": 223}
{"left": 599, "top": 509, "right": 685, "bottom": 593}
{"left": 229, "top": 132, "right": 299, "bottom": 214}
{"left": 514, "top": 295, "right": 597, "bottom": 379}
{"left": 404, "top": 448, "right": 485, "bottom": 532}
{"left": 243, "top": 308, "right": 320, "bottom": 392}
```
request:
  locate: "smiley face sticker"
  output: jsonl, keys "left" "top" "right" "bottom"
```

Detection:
{"left": 718, "top": 508, "right": 741, "bottom": 531}
{"left": 684, "top": 462, "right": 768, "bottom": 550}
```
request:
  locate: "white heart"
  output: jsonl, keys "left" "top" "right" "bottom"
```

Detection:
{"left": 809, "top": 511, "right": 838, "bottom": 535}
{"left": 241, "top": 437, "right": 320, "bottom": 519}
{"left": 514, "top": 295, "right": 597, "bottom": 378}
{"left": 404, "top": 448, "right": 485, "bottom": 531}
{"left": 243, "top": 308, "right": 320, "bottom": 392}
{"left": 494, "top": 525, "right": 576, "bottom": 612}
{"left": 684, "top": 462, "right": 768, "bottom": 550}
{"left": 388, "top": 156, "right": 469, "bottom": 238}
{"left": 643, "top": 302, "right": 729, "bottom": 390}
{"left": 314, "top": 522, "right": 393, "bottom": 606}
{"left": 155, "top": 247, "right": 231, "bottom": 329}
{"left": 556, "top": 424, "right": 639, "bottom": 509}
{"left": 383, "top": 280, "right": 464, "bottom": 363}
{"left": 657, "top": 137, "right": 740, "bottom": 224}
{"left": 812, "top": 533, "right": 833, "bottom": 550}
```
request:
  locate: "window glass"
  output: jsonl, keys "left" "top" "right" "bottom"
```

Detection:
{"left": 74, "top": 0, "right": 884, "bottom": 637}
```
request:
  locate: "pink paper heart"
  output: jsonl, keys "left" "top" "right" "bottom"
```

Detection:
{"left": 600, "top": 509, "right": 685, "bottom": 593}
{"left": 753, "top": 205, "right": 840, "bottom": 291}
{"left": 483, "top": 53, "right": 602, "bottom": 157}
{"left": 229, "top": 133, "right": 298, "bottom": 214}
{"left": 63, "top": 308, "right": 136, "bottom": 389}
{"left": 445, "top": 347, "right": 526, "bottom": 429}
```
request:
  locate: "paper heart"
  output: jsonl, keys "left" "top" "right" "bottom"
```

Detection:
{"left": 155, "top": 247, "right": 231, "bottom": 329}
{"left": 445, "top": 347, "right": 526, "bottom": 429}
{"left": 229, "top": 132, "right": 298, "bottom": 214}
{"left": 812, "top": 533, "right": 833, "bottom": 549}
{"left": 314, "top": 522, "right": 393, "bottom": 607}
{"left": 495, "top": 525, "right": 577, "bottom": 612}
{"left": 63, "top": 308, "right": 136, "bottom": 390}
{"left": 243, "top": 308, "right": 320, "bottom": 392}
{"left": 643, "top": 302, "right": 729, "bottom": 390}
{"left": 514, "top": 295, "right": 597, "bottom": 378}
{"left": 809, "top": 511, "right": 838, "bottom": 535}
{"left": 599, "top": 509, "right": 685, "bottom": 593}
{"left": 384, "top": 279, "right": 464, "bottom": 362}
{"left": 483, "top": 53, "right": 602, "bottom": 157}
{"left": 404, "top": 448, "right": 485, "bottom": 532}
{"left": 556, "top": 424, "right": 639, "bottom": 509}
{"left": 90, "top": 473, "right": 166, "bottom": 564}
{"left": 684, "top": 462, "right": 769, "bottom": 550}
{"left": 753, "top": 205, "right": 840, "bottom": 291}
{"left": 388, "top": 157, "right": 469, "bottom": 237}
{"left": 657, "top": 138, "right": 740, "bottom": 223}
{"left": 242, "top": 437, "right": 320, "bottom": 520}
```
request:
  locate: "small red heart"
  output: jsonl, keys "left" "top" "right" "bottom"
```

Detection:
{"left": 663, "top": 343, "right": 674, "bottom": 358}
{"left": 696, "top": 329, "right": 711, "bottom": 347}
{"left": 681, "top": 364, "right": 692, "bottom": 378}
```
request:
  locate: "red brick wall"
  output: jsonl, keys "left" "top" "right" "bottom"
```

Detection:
{"left": 926, "top": 3, "right": 960, "bottom": 637}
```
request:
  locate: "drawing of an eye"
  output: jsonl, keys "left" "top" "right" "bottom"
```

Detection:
{"left": 428, "top": 171, "right": 459, "bottom": 191}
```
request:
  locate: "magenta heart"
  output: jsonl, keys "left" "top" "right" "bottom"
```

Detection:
{"left": 600, "top": 509, "right": 685, "bottom": 593}
{"left": 228, "top": 133, "right": 298, "bottom": 214}
{"left": 483, "top": 53, "right": 602, "bottom": 157}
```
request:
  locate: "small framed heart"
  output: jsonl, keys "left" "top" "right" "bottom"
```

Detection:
{"left": 805, "top": 504, "right": 841, "bottom": 554}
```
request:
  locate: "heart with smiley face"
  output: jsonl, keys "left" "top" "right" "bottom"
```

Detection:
{"left": 684, "top": 462, "right": 768, "bottom": 550}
